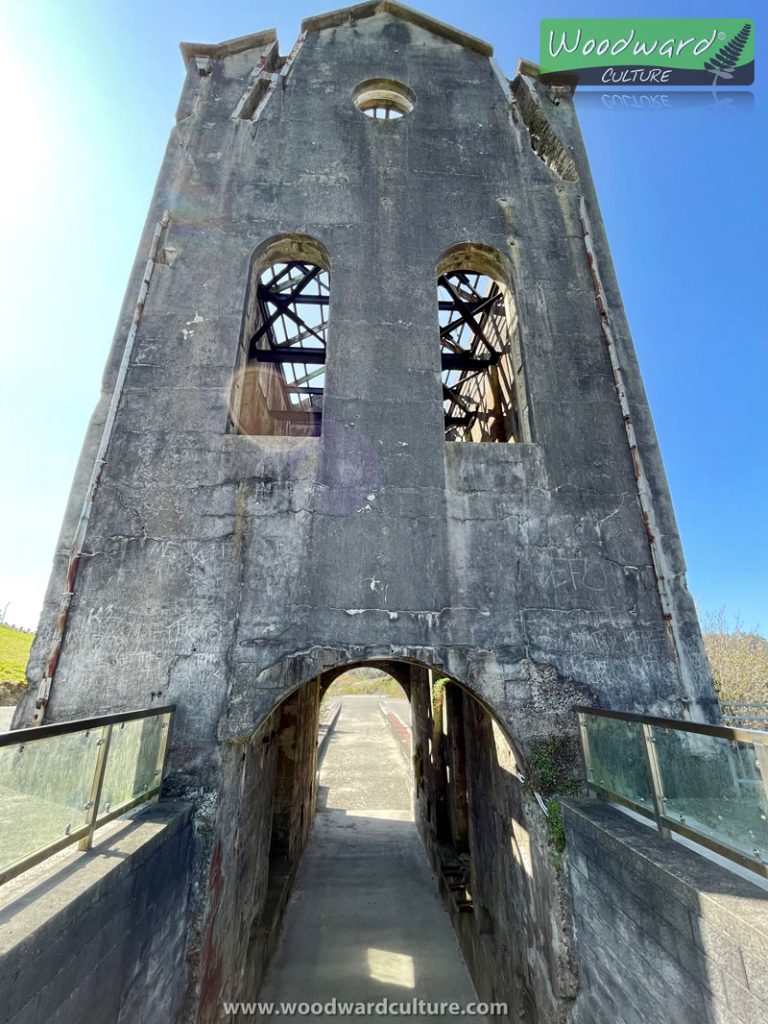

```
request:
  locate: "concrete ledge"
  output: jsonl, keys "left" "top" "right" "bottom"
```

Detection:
{"left": 301, "top": 2, "right": 493, "bottom": 57}
{"left": 564, "top": 799, "right": 768, "bottom": 1024}
{"left": 180, "top": 30, "right": 277, "bottom": 65}
{"left": 1, "top": 801, "right": 193, "bottom": 1024}
{"left": 563, "top": 799, "right": 768, "bottom": 944}
{"left": 318, "top": 701, "right": 342, "bottom": 766}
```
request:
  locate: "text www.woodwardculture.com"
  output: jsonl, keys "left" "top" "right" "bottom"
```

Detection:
{"left": 222, "top": 998, "right": 508, "bottom": 1016}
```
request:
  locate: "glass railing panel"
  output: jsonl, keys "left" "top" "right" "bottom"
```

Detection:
{"left": 650, "top": 726, "right": 768, "bottom": 866}
{"left": 98, "top": 713, "right": 168, "bottom": 815}
{"left": 0, "top": 728, "right": 102, "bottom": 873}
{"left": 581, "top": 713, "right": 654, "bottom": 813}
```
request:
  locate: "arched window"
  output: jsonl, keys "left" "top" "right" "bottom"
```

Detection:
{"left": 354, "top": 77, "right": 415, "bottom": 119}
{"left": 230, "top": 235, "right": 330, "bottom": 437}
{"left": 352, "top": 78, "right": 415, "bottom": 120}
{"left": 437, "top": 246, "right": 528, "bottom": 443}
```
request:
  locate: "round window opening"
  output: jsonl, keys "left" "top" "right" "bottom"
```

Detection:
{"left": 353, "top": 79, "right": 414, "bottom": 121}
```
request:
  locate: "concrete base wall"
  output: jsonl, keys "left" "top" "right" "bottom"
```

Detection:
{"left": 12, "top": 13, "right": 720, "bottom": 1014}
{"left": 192, "top": 679, "right": 321, "bottom": 1022}
{"left": 0, "top": 801, "right": 193, "bottom": 1024}
{"left": 564, "top": 800, "right": 768, "bottom": 1024}
{"left": 411, "top": 669, "right": 577, "bottom": 1023}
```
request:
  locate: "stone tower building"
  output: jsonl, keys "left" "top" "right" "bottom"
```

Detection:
{"left": 15, "top": 2, "right": 718, "bottom": 1018}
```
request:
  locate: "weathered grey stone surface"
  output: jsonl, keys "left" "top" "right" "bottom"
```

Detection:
{"left": 192, "top": 680, "right": 320, "bottom": 1021}
{"left": 16, "top": 5, "right": 715, "bottom": 757}
{"left": 0, "top": 801, "right": 193, "bottom": 1024}
{"left": 412, "top": 671, "right": 579, "bottom": 1023}
{"left": 9, "top": 3, "right": 723, "bottom": 1021}
{"left": 259, "top": 695, "right": 484, "bottom": 1019}
{"left": 564, "top": 799, "right": 768, "bottom": 1024}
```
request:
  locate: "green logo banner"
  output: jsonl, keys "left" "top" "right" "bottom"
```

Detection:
{"left": 540, "top": 19, "right": 754, "bottom": 85}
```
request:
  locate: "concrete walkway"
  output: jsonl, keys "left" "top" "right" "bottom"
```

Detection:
{"left": 258, "top": 695, "right": 483, "bottom": 1021}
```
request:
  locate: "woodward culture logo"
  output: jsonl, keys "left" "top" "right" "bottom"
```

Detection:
{"left": 540, "top": 19, "right": 754, "bottom": 86}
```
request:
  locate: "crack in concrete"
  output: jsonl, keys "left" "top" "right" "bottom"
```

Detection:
{"left": 115, "top": 488, "right": 148, "bottom": 539}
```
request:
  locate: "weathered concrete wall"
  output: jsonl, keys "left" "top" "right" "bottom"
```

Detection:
{"left": 193, "top": 680, "right": 320, "bottom": 1021}
{"left": 10, "top": 4, "right": 722, "bottom": 1020}
{"left": 0, "top": 802, "right": 192, "bottom": 1024}
{"left": 17, "top": 6, "right": 715, "bottom": 759}
{"left": 564, "top": 800, "right": 768, "bottom": 1024}
{"left": 412, "top": 670, "right": 578, "bottom": 1022}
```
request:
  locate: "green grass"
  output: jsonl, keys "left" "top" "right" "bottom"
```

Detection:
{"left": 528, "top": 735, "right": 583, "bottom": 864}
{"left": 324, "top": 670, "right": 405, "bottom": 698}
{"left": 0, "top": 624, "right": 34, "bottom": 691}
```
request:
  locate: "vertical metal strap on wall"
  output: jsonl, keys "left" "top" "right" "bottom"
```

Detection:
{"left": 32, "top": 211, "right": 171, "bottom": 726}
{"left": 78, "top": 724, "right": 113, "bottom": 851}
{"left": 577, "top": 196, "right": 701, "bottom": 718}
{"left": 640, "top": 724, "right": 671, "bottom": 839}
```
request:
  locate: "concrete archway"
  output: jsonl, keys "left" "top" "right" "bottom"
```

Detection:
{"left": 194, "top": 656, "right": 579, "bottom": 1023}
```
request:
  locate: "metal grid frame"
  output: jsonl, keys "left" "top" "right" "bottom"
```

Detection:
{"left": 575, "top": 705, "right": 768, "bottom": 878}
{"left": 438, "top": 270, "right": 519, "bottom": 442}
{"left": 248, "top": 260, "right": 330, "bottom": 435}
{"left": 0, "top": 705, "right": 175, "bottom": 885}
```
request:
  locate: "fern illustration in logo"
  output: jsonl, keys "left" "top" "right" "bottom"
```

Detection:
{"left": 704, "top": 23, "right": 752, "bottom": 86}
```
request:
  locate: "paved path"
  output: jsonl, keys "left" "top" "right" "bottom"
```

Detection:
{"left": 380, "top": 696, "right": 411, "bottom": 727}
{"left": 258, "top": 695, "right": 483, "bottom": 1021}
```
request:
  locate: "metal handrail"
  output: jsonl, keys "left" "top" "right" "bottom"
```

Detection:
{"left": 719, "top": 701, "right": 768, "bottom": 729}
{"left": 574, "top": 704, "right": 765, "bottom": 743}
{"left": 0, "top": 705, "right": 174, "bottom": 746}
{"left": 575, "top": 706, "right": 768, "bottom": 879}
{"left": 0, "top": 705, "right": 175, "bottom": 885}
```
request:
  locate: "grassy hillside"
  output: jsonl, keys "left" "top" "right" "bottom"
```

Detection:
{"left": 325, "top": 669, "right": 405, "bottom": 698}
{"left": 0, "top": 624, "right": 33, "bottom": 702}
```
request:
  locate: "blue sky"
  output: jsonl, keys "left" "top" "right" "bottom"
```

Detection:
{"left": 0, "top": 1, "right": 765, "bottom": 634}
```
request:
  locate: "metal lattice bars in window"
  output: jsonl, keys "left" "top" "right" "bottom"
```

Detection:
{"left": 438, "top": 271, "right": 520, "bottom": 443}
{"left": 248, "top": 260, "right": 330, "bottom": 434}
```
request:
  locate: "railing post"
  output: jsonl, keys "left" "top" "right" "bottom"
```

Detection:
{"left": 754, "top": 736, "right": 768, "bottom": 821}
{"left": 577, "top": 712, "right": 595, "bottom": 790}
{"left": 78, "top": 723, "right": 113, "bottom": 851}
{"left": 640, "top": 723, "right": 671, "bottom": 839}
{"left": 152, "top": 713, "right": 172, "bottom": 798}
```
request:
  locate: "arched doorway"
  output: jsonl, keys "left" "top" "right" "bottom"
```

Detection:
{"left": 259, "top": 667, "right": 482, "bottom": 1014}
{"left": 196, "top": 659, "right": 578, "bottom": 1023}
